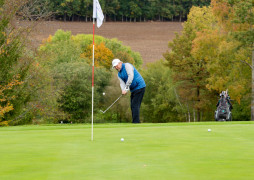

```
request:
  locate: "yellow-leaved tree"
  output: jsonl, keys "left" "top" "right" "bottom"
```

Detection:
{"left": 0, "top": 76, "right": 23, "bottom": 126}
{"left": 211, "top": 0, "right": 253, "bottom": 119}
{"left": 0, "top": 0, "right": 51, "bottom": 126}
{"left": 80, "top": 43, "right": 114, "bottom": 69}
{"left": 191, "top": 28, "right": 249, "bottom": 104}
{"left": 164, "top": 6, "right": 217, "bottom": 122}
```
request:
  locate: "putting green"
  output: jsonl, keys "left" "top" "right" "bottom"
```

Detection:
{"left": 0, "top": 122, "right": 254, "bottom": 180}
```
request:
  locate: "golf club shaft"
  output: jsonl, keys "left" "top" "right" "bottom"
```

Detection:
{"left": 102, "top": 94, "right": 122, "bottom": 113}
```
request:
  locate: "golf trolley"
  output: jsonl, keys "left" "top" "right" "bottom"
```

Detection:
{"left": 214, "top": 91, "right": 232, "bottom": 121}
{"left": 215, "top": 106, "right": 232, "bottom": 121}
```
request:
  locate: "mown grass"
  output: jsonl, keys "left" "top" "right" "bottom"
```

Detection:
{"left": 0, "top": 121, "right": 254, "bottom": 180}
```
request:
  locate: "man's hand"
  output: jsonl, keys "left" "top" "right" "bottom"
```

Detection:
{"left": 122, "top": 90, "right": 127, "bottom": 95}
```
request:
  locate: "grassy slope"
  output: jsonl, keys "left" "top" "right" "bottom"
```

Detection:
{"left": 0, "top": 122, "right": 254, "bottom": 180}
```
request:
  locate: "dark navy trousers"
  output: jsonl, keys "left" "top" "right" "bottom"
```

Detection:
{"left": 131, "top": 87, "right": 145, "bottom": 123}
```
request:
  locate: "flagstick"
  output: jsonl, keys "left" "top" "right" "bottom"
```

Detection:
{"left": 91, "top": 18, "right": 95, "bottom": 141}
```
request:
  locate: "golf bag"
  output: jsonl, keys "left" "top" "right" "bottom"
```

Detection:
{"left": 215, "top": 95, "right": 232, "bottom": 121}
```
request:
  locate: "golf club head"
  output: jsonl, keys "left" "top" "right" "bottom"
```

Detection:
{"left": 100, "top": 94, "right": 122, "bottom": 114}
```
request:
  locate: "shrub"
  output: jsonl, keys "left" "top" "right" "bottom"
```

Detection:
{"left": 141, "top": 60, "right": 186, "bottom": 122}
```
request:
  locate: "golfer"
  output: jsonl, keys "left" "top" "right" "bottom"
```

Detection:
{"left": 112, "top": 59, "right": 146, "bottom": 123}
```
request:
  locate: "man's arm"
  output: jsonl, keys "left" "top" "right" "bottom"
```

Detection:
{"left": 118, "top": 76, "right": 128, "bottom": 95}
{"left": 124, "top": 63, "right": 134, "bottom": 91}
{"left": 118, "top": 76, "right": 126, "bottom": 91}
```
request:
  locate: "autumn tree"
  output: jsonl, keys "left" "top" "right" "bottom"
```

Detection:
{"left": 211, "top": 0, "right": 253, "bottom": 120}
{"left": 81, "top": 42, "right": 114, "bottom": 69}
{"left": 0, "top": 0, "right": 52, "bottom": 125}
{"left": 0, "top": 76, "right": 23, "bottom": 126}
{"left": 0, "top": 0, "right": 33, "bottom": 125}
{"left": 164, "top": 6, "right": 217, "bottom": 121}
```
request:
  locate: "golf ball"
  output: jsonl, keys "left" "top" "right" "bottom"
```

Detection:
{"left": 103, "top": 92, "right": 105, "bottom": 95}
{"left": 208, "top": 129, "right": 211, "bottom": 132}
{"left": 121, "top": 138, "right": 124, "bottom": 142}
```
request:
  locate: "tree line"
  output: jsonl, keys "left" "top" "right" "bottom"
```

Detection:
{"left": 1, "top": 0, "right": 253, "bottom": 125}
{"left": 163, "top": 0, "right": 253, "bottom": 121}
{"left": 43, "top": 0, "right": 211, "bottom": 22}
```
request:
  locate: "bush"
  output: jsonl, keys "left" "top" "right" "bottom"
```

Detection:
{"left": 81, "top": 42, "right": 114, "bottom": 69}
{"left": 53, "top": 62, "right": 111, "bottom": 122}
{"left": 141, "top": 60, "right": 186, "bottom": 122}
{"left": 33, "top": 30, "right": 144, "bottom": 123}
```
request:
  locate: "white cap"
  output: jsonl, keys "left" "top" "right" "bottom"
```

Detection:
{"left": 112, "top": 59, "right": 121, "bottom": 69}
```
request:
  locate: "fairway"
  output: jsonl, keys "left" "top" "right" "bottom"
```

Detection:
{"left": 1, "top": 122, "right": 254, "bottom": 180}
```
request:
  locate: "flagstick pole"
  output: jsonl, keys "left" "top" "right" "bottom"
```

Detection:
{"left": 92, "top": 18, "right": 95, "bottom": 141}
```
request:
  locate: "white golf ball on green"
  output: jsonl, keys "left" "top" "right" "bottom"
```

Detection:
{"left": 121, "top": 138, "right": 124, "bottom": 142}
{"left": 208, "top": 129, "right": 211, "bottom": 132}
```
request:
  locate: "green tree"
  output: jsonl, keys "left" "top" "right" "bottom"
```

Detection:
{"left": 118, "top": 0, "right": 128, "bottom": 21}
{"left": 44, "top": 0, "right": 212, "bottom": 22}
{"left": 211, "top": 0, "right": 253, "bottom": 120}
{"left": 35, "top": 30, "right": 143, "bottom": 123}
{"left": 146, "top": 0, "right": 158, "bottom": 20}
{"left": 142, "top": 60, "right": 185, "bottom": 122}
{"left": 53, "top": 0, "right": 81, "bottom": 21}
{"left": 0, "top": 0, "right": 33, "bottom": 125}
{"left": 79, "top": 0, "right": 92, "bottom": 21}
{"left": 99, "top": 73, "right": 131, "bottom": 123}
{"left": 103, "top": 0, "right": 119, "bottom": 21}
{"left": 56, "top": 62, "right": 110, "bottom": 122}
{"left": 39, "top": 30, "right": 82, "bottom": 66}
{"left": 164, "top": 6, "right": 217, "bottom": 121}
{"left": 159, "top": 0, "right": 174, "bottom": 21}
{"left": 71, "top": 33, "right": 143, "bottom": 68}
{"left": 104, "top": 38, "right": 143, "bottom": 68}
{"left": 128, "top": 1, "right": 142, "bottom": 22}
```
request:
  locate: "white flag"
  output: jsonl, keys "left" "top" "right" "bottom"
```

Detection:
{"left": 93, "top": 0, "right": 104, "bottom": 28}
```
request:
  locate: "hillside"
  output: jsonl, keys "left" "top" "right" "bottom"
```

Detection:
{"left": 26, "top": 21, "right": 183, "bottom": 66}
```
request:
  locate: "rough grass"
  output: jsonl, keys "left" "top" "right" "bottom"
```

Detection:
{"left": 1, "top": 122, "right": 254, "bottom": 180}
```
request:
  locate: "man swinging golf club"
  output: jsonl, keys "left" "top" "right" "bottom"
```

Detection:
{"left": 112, "top": 59, "right": 146, "bottom": 123}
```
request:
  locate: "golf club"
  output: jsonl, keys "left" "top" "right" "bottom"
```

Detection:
{"left": 100, "top": 94, "right": 123, "bottom": 114}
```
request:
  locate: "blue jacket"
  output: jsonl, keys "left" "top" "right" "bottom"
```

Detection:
{"left": 118, "top": 63, "right": 146, "bottom": 92}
